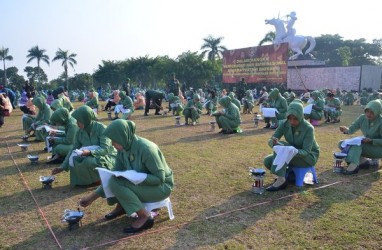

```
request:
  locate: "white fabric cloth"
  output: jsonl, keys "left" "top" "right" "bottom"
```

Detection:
{"left": 69, "top": 145, "right": 101, "bottom": 167}
{"left": 340, "top": 136, "right": 365, "bottom": 148}
{"left": 36, "top": 124, "right": 65, "bottom": 134}
{"left": 307, "top": 98, "right": 314, "bottom": 104}
{"left": 45, "top": 136, "right": 60, "bottom": 153}
{"left": 114, "top": 104, "right": 131, "bottom": 114}
{"left": 303, "top": 104, "right": 313, "bottom": 114}
{"left": 272, "top": 145, "right": 299, "bottom": 172}
{"left": 96, "top": 168, "right": 148, "bottom": 198}
{"left": 262, "top": 108, "right": 278, "bottom": 118}
{"left": 324, "top": 105, "right": 336, "bottom": 112}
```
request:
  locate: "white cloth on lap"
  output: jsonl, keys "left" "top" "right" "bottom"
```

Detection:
{"left": 96, "top": 168, "right": 148, "bottom": 198}
{"left": 272, "top": 145, "right": 299, "bottom": 172}
{"left": 262, "top": 108, "right": 278, "bottom": 118}
{"left": 340, "top": 136, "right": 365, "bottom": 148}
{"left": 303, "top": 104, "right": 313, "bottom": 114}
{"left": 69, "top": 145, "right": 101, "bottom": 167}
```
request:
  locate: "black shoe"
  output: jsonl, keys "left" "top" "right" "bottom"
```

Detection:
{"left": 266, "top": 180, "right": 288, "bottom": 192}
{"left": 218, "top": 129, "right": 226, "bottom": 134}
{"left": 144, "top": 113, "right": 148, "bottom": 116}
{"left": 105, "top": 208, "right": 126, "bottom": 220}
{"left": 343, "top": 166, "right": 359, "bottom": 175}
{"left": 47, "top": 156, "right": 64, "bottom": 164}
{"left": 359, "top": 160, "right": 371, "bottom": 169}
{"left": 123, "top": 217, "right": 154, "bottom": 234}
{"left": 43, "top": 147, "right": 48, "bottom": 152}
{"left": 155, "top": 112, "right": 162, "bottom": 115}
{"left": 263, "top": 124, "right": 270, "bottom": 129}
{"left": 223, "top": 130, "right": 234, "bottom": 134}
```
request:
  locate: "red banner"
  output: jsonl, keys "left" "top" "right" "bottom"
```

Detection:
{"left": 222, "top": 43, "right": 288, "bottom": 84}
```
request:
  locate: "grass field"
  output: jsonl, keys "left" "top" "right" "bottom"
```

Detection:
{"left": 1, "top": 102, "right": 381, "bottom": 250}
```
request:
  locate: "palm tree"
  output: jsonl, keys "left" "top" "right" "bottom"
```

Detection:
{"left": 0, "top": 47, "right": 13, "bottom": 85}
{"left": 26, "top": 45, "right": 50, "bottom": 86}
{"left": 200, "top": 35, "right": 227, "bottom": 61}
{"left": 52, "top": 48, "right": 77, "bottom": 90}
{"left": 258, "top": 31, "right": 276, "bottom": 46}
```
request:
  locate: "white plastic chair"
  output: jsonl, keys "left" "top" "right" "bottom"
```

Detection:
{"left": 143, "top": 197, "right": 174, "bottom": 220}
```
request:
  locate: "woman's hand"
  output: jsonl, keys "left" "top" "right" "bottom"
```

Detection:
{"left": 52, "top": 167, "right": 63, "bottom": 175}
{"left": 339, "top": 126, "right": 349, "bottom": 133}
{"left": 79, "top": 192, "right": 100, "bottom": 207}
{"left": 81, "top": 149, "right": 91, "bottom": 156}
{"left": 272, "top": 137, "right": 279, "bottom": 146}
{"left": 362, "top": 138, "right": 373, "bottom": 144}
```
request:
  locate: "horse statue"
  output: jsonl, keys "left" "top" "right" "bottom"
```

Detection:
{"left": 265, "top": 17, "right": 316, "bottom": 60}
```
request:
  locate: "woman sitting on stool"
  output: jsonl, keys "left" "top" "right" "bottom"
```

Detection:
{"left": 79, "top": 120, "right": 174, "bottom": 234}
{"left": 263, "top": 100, "right": 320, "bottom": 191}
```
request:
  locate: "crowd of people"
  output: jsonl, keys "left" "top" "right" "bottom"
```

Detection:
{"left": 2, "top": 75, "right": 382, "bottom": 234}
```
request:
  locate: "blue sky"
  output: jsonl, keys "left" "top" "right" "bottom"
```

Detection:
{"left": 1, "top": 0, "right": 380, "bottom": 81}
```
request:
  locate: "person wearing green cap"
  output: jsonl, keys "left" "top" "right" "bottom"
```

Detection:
{"left": 338, "top": 100, "right": 382, "bottom": 174}
{"left": 263, "top": 88, "right": 288, "bottom": 129}
{"left": 183, "top": 94, "right": 203, "bottom": 125}
{"left": 22, "top": 96, "right": 53, "bottom": 141}
{"left": 51, "top": 105, "right": 116, "bottom": 187}
{"left": 264, "top": 100, "right": 320, "bottom": 191}
{"left": 113, "top": 91, "right": 134, "bottom": 120}
{"left": 47, "top": 108, "right": 78, "bottom": 164}
{"left": 213, "top": 96, "right": 241, "bottom": 134}
{"left": 78, "top": 119, "right": 174, "bottom": 234}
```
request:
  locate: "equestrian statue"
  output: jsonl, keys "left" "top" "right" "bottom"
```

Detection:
{"left": 265, "top": 12, "right": 316, "bottom": 60}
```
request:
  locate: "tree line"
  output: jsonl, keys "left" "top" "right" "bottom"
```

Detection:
{"left": 1, "top": 34, "right": 382, "bottom": 92}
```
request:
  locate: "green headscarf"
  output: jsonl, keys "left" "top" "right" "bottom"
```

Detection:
{"left": 193, "top": 94, "right": 200, "bottom": 101}
{"left": 71, "top": 105, "right": 96, "bottom": 133}
{"left": 103, "top": 119, "right": 136, "bottom": 152}
{"left": 269, "top": 88, "right": 280, "bottom": 99}
{"left": 32, "top": 96, "right": 45, "bottom": 109}
{"left": 228, "top": 92, "right": 236, "bottom": 99}
{"left": 50, "top": 98, "right": 64, "bottom": 111}
{"left": 119, "top": 90, "right": 127, "bottom": 99}
{"left": 365, "top": 100, "right": 382, "bottom": 117}
{"left": 50, "top": 108, "right": 70, "bottom": 125}
{"left": 311, "top": 90, "right": 320, "bottom": 99}
{"left": 218, "top": 96, "right": 231, "bottom": 108}
{"left": 286, "top": 100, "right": 304, "bottom": 122}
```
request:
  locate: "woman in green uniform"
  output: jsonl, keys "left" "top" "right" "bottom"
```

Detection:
{"left": 47, "top": 108, "right": 78, "bottom": 164}
{"left": 22, "top": 96, "right": 53, "bottom": 141}
{"left": 79, "top": 120, "right": 174, "bottom": 234}
{"left": 113, "top": 91, "right": 134, "bottom": 120}
{"left": 51, "top": 105, "right": 116, "bottom": 186}
{"left": 213, "top": 96, "right": 241, "bottom": 134}
{"left": 183, "top": 94, "right": 203, "bottom": 125}
{"left": 304, "top": 90, "right": 325, "bottom": 123}
{"left": 339, "top": 100, "right": 382, "bottom": 174}
{"left": 263, "top": 100, "right": 320, "bottom": 191}
{"left": 263, "top": 88, "right": 288, "bottom": 129}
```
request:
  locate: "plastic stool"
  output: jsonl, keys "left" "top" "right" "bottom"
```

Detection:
{"left": 143, "top": 197, "right": 174, "bottom": 220}
{"left": 287, "top": 166, "right": 318, "bottom": 187}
